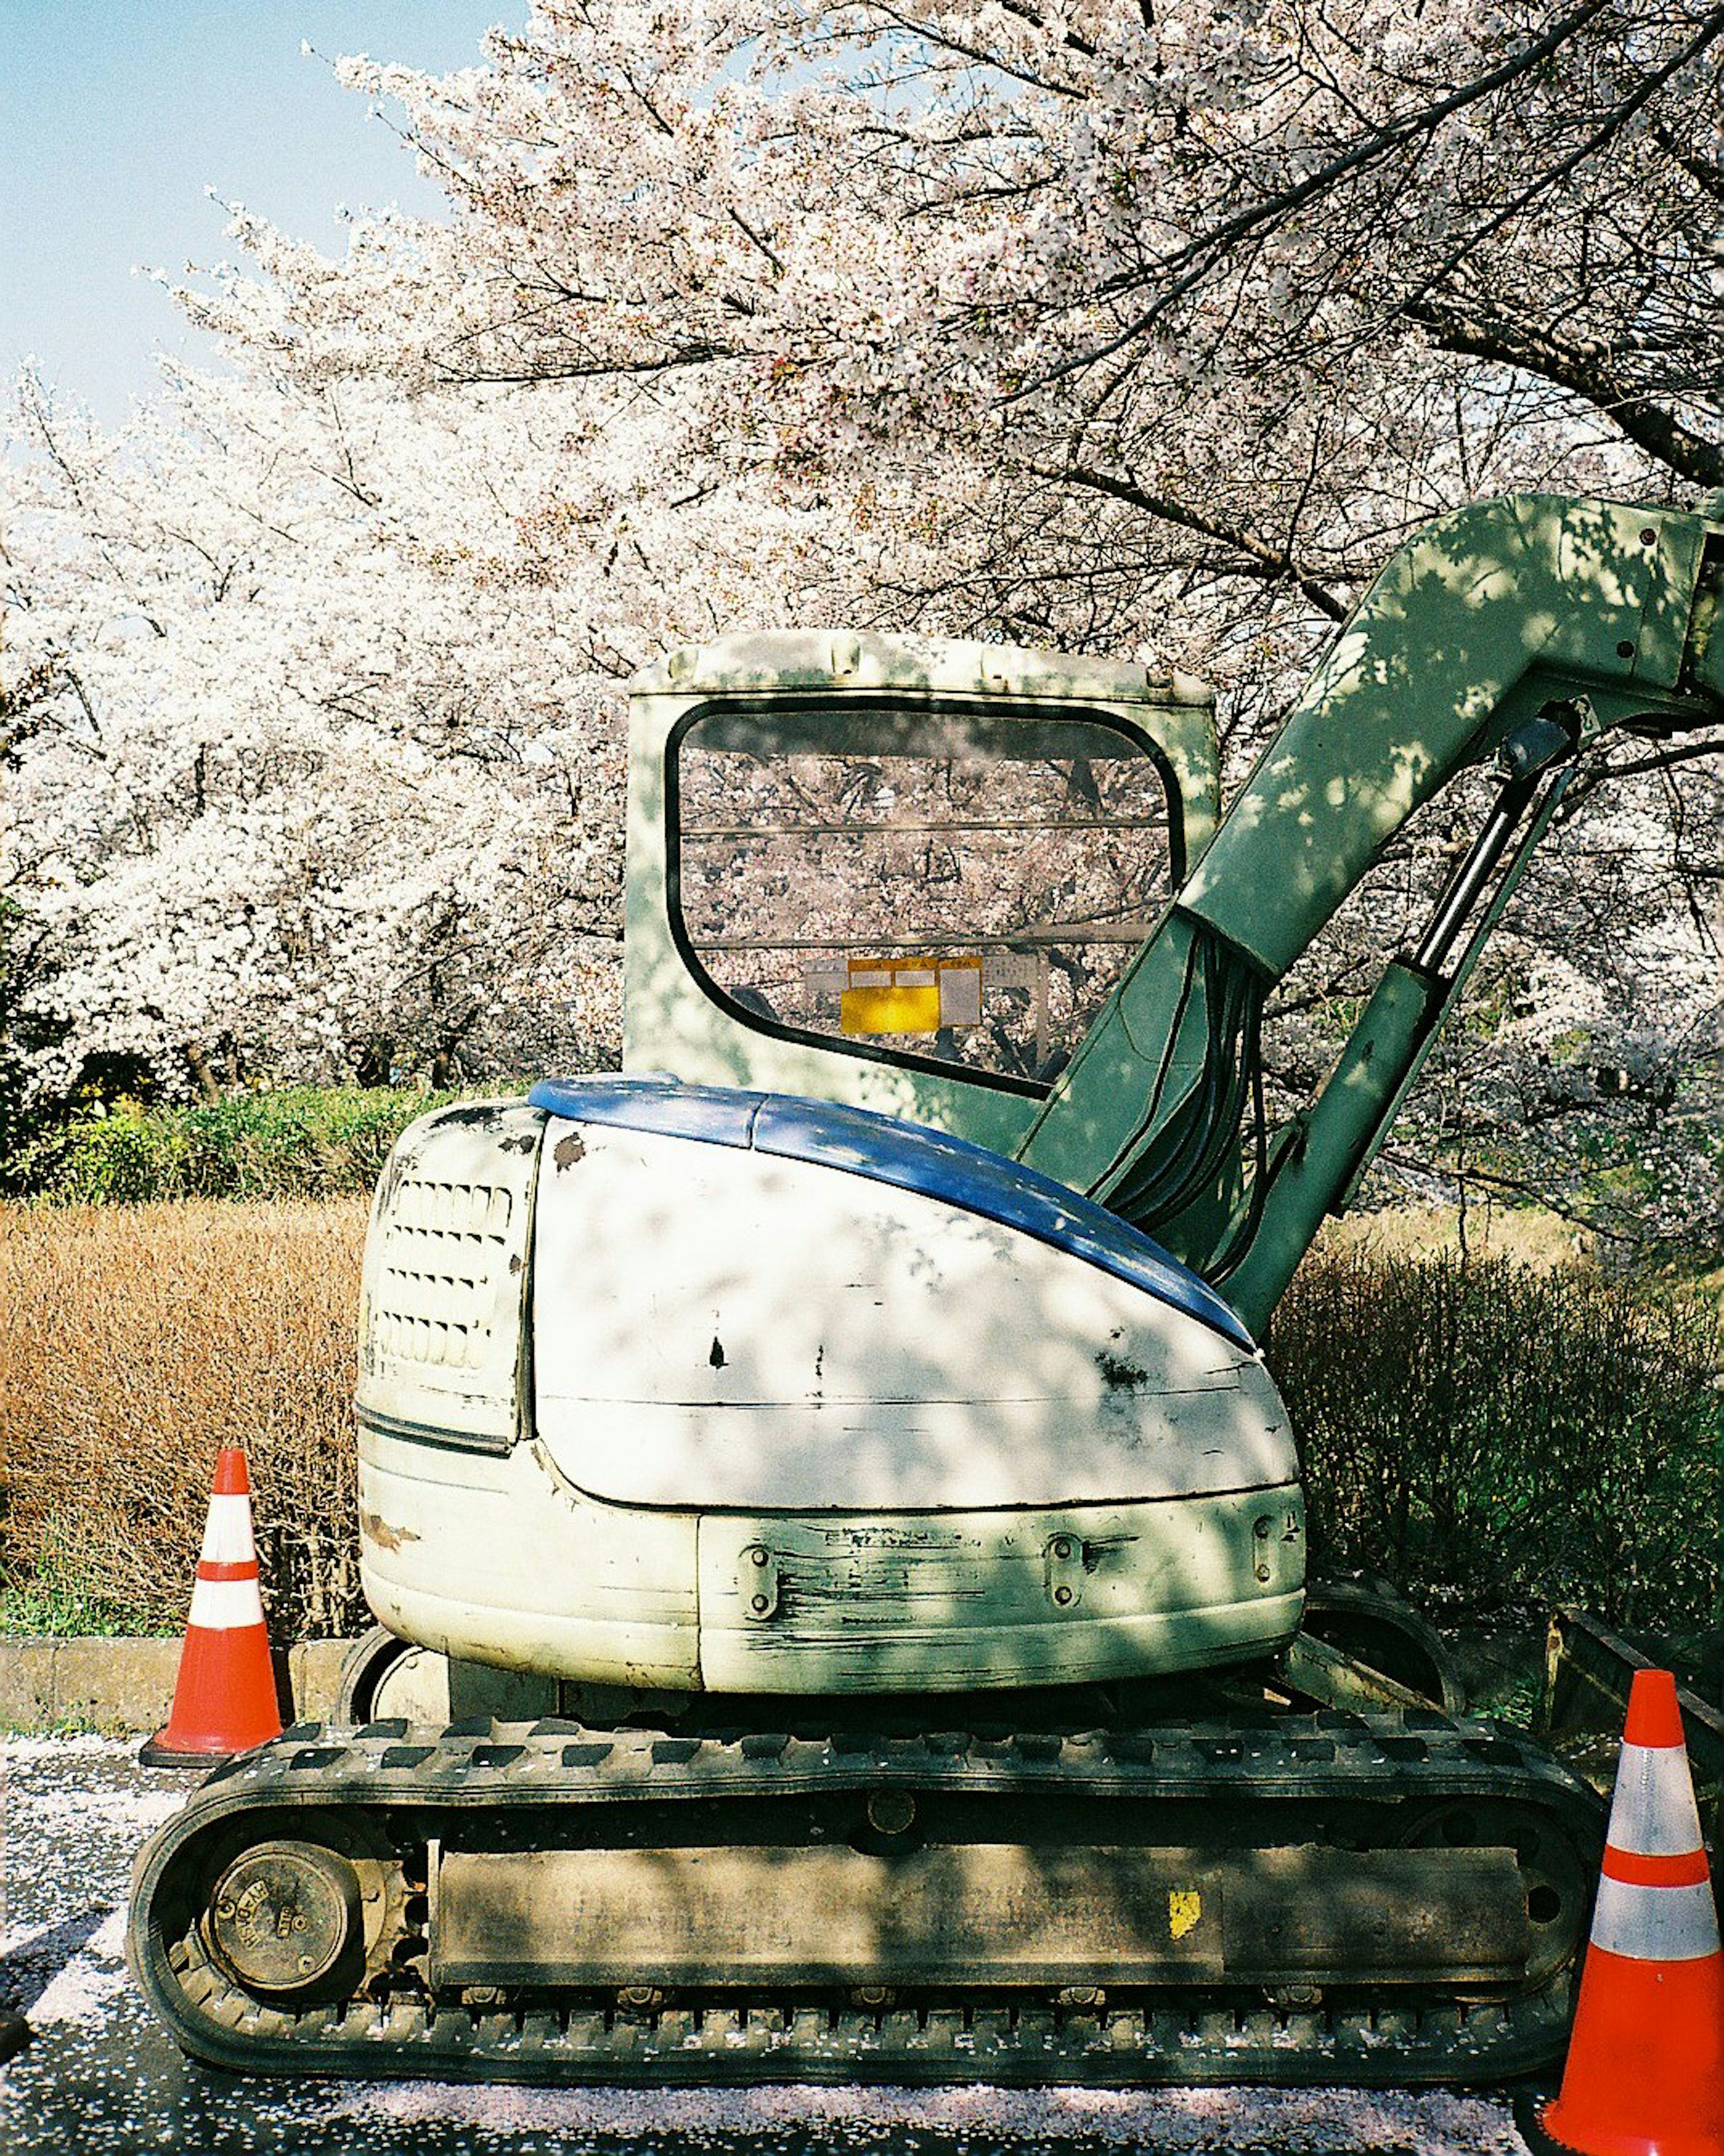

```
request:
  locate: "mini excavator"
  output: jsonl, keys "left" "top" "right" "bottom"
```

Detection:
{"left": 131, "top": 493, "right": 1724, "bottom": 2088}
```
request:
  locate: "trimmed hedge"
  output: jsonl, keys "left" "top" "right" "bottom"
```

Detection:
{"left": 4, "top": 1198, "right": 370, "bottom": 1639}
{"left": 11, "top": 1085, "right": 511, "bottom": 1203}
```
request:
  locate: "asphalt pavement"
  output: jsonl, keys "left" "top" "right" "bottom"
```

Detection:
{"left": 0, "top": 1734, "right": 1539, "bottom": 2155}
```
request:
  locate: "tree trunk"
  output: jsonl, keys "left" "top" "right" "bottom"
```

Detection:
{"left": 352, "top": 1040, "right": 394, "bottom": 1088}
{"left": 183, "top": 1040, "right": 221, "bottom": 1104}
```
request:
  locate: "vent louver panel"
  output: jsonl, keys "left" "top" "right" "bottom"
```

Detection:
{"left": 375, "top": 1181, "right": 512, "bottom": 1369}
{"left": 356, "top": 1104, "right": 544, "bottom": 1451}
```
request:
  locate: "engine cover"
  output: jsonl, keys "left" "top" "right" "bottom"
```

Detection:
{"left": 530, "top": 1095, "right": 1294, "bottom": 1516}
{"left": 356, "top": 1081, "right": 1305, "bottom": 1693}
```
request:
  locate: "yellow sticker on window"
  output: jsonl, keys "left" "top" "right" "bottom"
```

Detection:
{"left": 840, "top": 982, "right": 941, "bottom": 1034}
{"left": 1168, "top": 1889, "right": 1203, "bottom": 1941}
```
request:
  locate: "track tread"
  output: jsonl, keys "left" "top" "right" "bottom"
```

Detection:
{"left": 128, "top": 1707, "right": 1601, "bottom": 2088}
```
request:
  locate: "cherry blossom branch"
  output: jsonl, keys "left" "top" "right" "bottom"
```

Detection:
{"left": 1008, "top": 0, "right": 1618, "bottom": 395}
{"left": 1026, "top": 461, "right": 1352, "bottom": 620}
{"left": 1403, "top": 298, "right": 1724, "bottom": 488}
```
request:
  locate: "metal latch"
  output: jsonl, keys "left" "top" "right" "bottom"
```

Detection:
{"left": 1043, "top": 1533, "right": 1084, "bottom": 1610}
{"left": 740, "top": 1543, "right": 780, "bottom": 1623}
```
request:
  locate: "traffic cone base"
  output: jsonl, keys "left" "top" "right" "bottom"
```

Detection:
{"left": 1526, "top": 1667, "right": 1724, "bottom": 2156}
{"left": 142, "top": 1448, "right": 283, "bottom": 1768}
{"left": 1518, "top": 2068, "right": 1724, "bottom": 2156}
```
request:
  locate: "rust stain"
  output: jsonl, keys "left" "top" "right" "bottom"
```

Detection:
{"left": 553, "top": 1132, "right": 587, "bottom": 1171}
{"left": 361, "top": 1511, "right": 421, "bottom": 1552}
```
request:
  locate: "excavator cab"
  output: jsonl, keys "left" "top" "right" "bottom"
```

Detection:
{"left": 341, "top": 632, "right": 1307, "bottom": 1701}
{"left": 623, "top": 633, "right": 1222, "bottom": 1157}
{"left": 344, "top": 495, "right": 1724, "bottom": 1709}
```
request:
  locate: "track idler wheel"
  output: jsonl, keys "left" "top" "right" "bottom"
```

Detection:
{"left": 332, "top": 1624, "right": 559, "bottom": 1726}
{"left": 1394, "top": 1796, "right": 1592, "bottom": 1993}
{"left": 204, "top": 1840, "right": 365, "bottom": 1998}
{"left": 331, "top": 1624, "right": 451, "bottom": 1725}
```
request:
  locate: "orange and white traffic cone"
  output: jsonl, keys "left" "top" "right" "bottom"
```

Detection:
{"left": 140, "top": 1447, "right": 283, "bottom": 1768}
{"left": 1518, "top": 1666, "right": 1724, "bottom": 2156}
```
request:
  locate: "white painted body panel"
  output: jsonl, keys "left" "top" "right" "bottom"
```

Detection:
{"left": 359, "top": 1423, "right": 702, "bottom": 1688}
{"left": 532, "top": 1118, "right": 1295, "bottom": 1514}
{"left": 357, "top": 1098, "right": 1306, "bottom": 1693}
{"left": 358, "top": 1417, "right": 1302, "bottom": 1694}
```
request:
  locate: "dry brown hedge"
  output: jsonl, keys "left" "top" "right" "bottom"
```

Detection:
{"left": 4, "top": 1198, "right": 369, "bottom": 1637}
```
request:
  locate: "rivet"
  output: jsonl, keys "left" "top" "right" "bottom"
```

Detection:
{"left": 1617, "top": 640, "right": 1636, "bottom": 659}
{"left": 751, "top": 1593, "right": 770, "bottom": 1614}
{"left": 1640, "top": 526, "right": 1658, "bottom": 545}
{"left": 1054, "top": 1584, "right": 1074, "bottom": 1607}
{"left": 749, "top": 1545, "right": 769, "bottom": 1567}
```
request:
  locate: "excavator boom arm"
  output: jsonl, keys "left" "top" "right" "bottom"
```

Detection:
{"left": 1016, "top": 494, "right": 1724, "bottom": 1322}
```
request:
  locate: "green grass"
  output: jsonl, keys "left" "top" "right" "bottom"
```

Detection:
{"left": 9, "top": 1082, "right": 524, "bottom": 1203}
{"left": 0, "top": 1555, "right": 163, "bottom": 1639}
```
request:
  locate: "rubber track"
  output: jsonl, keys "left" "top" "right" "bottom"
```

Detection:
{"left": 129, "top": 1707, "right": 1602, "bottom": 2087}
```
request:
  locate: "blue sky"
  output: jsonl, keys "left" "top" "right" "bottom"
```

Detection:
{"left": 2, "top": 3, "right": 508, "bottom": 422}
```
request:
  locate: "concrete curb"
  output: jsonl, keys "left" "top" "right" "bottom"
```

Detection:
{"left": 0, "top": 1636, "right": 355, "bottom": 1735}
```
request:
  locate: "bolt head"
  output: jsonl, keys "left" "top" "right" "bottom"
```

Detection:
{"left": 866, "top": 1790, "right": 917, "bottom": 1836}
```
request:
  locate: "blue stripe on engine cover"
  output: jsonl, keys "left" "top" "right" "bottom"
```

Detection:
{"left": 531, "top": 1073, "right": 764, "bottom": 1149}
{"left": 527, "top": 1076, "right": 1255, "bottom": 1352}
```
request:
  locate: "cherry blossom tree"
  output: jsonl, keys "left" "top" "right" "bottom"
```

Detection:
{"left": 0, "top": 354, "right": 847, "bottom": 1119}
{"left": 195, "top": 0, "right": 1720, "bottom": 1234}
{"left": 5, "top": 0, "right": 1720, "bottom": 1239}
